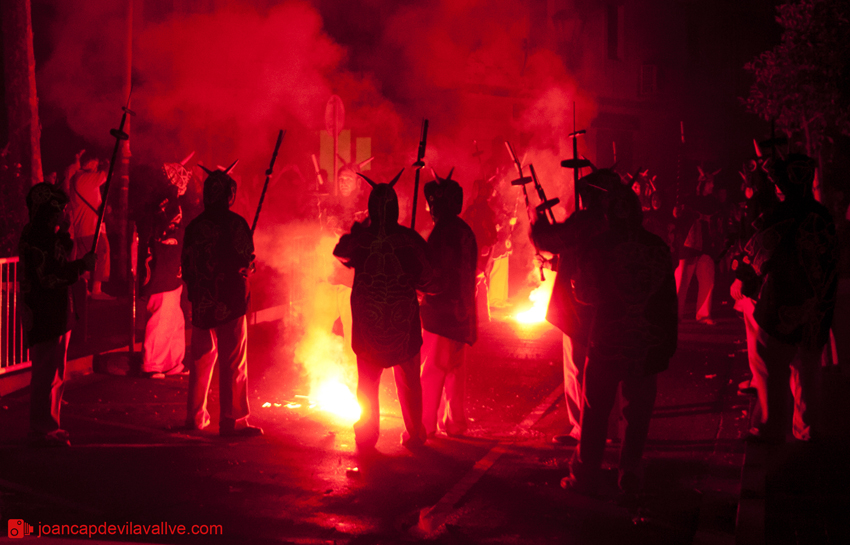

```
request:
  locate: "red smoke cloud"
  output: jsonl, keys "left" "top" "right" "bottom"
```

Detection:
{"left": 36, "top": 0, "right": 597, "bottom": 293}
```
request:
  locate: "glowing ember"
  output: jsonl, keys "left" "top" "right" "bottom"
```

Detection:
{"left": 262, "top": 402, "right": 272, "bottom": 408}
{"left": 311, "top": 379, "right": 361, "bottom": 422}
{"left": 515, "top": 274, "right": 556, "bottom": 324}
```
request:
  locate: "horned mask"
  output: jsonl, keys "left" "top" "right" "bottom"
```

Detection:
{"left": 358, "top": 169, "right": 404, "bottom": 230}
{"left": 424, "top": 167, "right": 463, "bottom": 219}
{"left": 200, "top": 160, "right": 239, "bottom": 211}
{"left": 163, "top": 151, "right": 195, "bottom": 196}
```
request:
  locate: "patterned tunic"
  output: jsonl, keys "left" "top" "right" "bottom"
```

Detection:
{"left": 18, "top": 225, "right": 85, "bottom": 346}
{"left": 334, "top": 222, "right": 434, "bottom": 367}
{"left": 182, "top": 210, "right": 254, "bottom": 329}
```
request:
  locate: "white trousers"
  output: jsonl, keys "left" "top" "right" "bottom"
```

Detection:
{"left": 752, "top": 328, "right": 821, "bottom": 441}
{"left": 563, "top": 334, "right": 587, "bottom": 439}
{"left": 187, "top": 315, "right": 249, "bottom": 430}
{"left": 420, "top": 330, "right": 468, "bottom": 436}
{"left": 675, "top": 254, "right": 714, "bottom": 320}
{"left": 143, "top": 285, "right": 185, "bottom": 374}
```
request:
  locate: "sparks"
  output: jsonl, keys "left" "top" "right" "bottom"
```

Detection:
{"left": 311, "top": 379, "right": 361, "bottom": 422}
{"left": 515, "top": 273, "right": 556, "bottom": 324}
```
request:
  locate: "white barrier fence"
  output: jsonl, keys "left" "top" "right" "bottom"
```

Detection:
{"left": 1, "top": 257, "right": 30, "bottom": 374}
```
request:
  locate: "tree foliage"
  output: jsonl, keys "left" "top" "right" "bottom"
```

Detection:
{"left": 743, "top": 0, "right": 850, "bottom": 155}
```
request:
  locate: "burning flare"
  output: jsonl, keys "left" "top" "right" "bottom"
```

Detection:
{"left": 310, "top": 378, "right": 361, "bottom": 422}
{"left": 515, "top": 273, "right": 556, "bottom": 324}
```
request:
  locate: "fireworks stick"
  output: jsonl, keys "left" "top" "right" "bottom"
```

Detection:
{"left": 411, "top": 119, "right": 429, "bottom": 230}
{"left": 528, "top": 163, "right": 559, "bottom": 224}
{"left": 92, "top": 95, "right": 135, "bottom": 254}
{"left": 252, "top": 129, "right": 286, "bottom": 234}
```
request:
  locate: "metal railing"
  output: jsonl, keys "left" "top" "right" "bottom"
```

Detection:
{"left": 1, "top": 257, "right": 30, "bottom": 374}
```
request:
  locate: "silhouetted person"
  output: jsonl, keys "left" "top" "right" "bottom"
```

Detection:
{"left": 141, "top": 187, "right": 187, "bottom": 378}
{"left": 730, "top": 157, "right": 778, "bottom": 405}
{"left": 182, "top": 165, "right": 262, "bottom": 437}
{"left": 564, "top": 186, "right": 677, "bottom": 495}
{"left": 738, "top": 154, "right": 837, "bottom": 442}
{"left": 69, "top": 155, "right": 111, "bottom": 299}
{"left": 530, "top": 170, "right": 618, "bottom": 446}
{"left": 462, "top": 177, "right": 499, "bottom": 321}
{"left": 675, "top": 168, "right": 722, "bottom": 323}
{"left": 333, "top": 170, "right": 435, "bottom": 450}
{"left": 420, "top": 172, "right": 477, "bottom": 437}
{"left": 19, "top": 183, "right": 95, "bottom": 447}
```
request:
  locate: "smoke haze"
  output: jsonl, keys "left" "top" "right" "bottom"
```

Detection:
{"left": 35, "top": 0, "right": 596, "bottom": 391}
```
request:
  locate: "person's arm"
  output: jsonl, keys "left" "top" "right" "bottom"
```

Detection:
{"left": 181, "top": 225, "right": 198, "bottom": 301}
{"left": 333, "top": 220, "right": 367, "bottom": 268}
{"left": 22, "top": 236, "right": 94, "bottom": 291}
{"left": 460, "top": 225, "right": 479, "bottom": 312}
{"left": 659, "top": 246, "right": 679, "bottom": 358}
{"left": 232, "top": 217, "right": 255, "bottom": 274}
{"left": 530, "top": 218, "right": 570, "bottom": 254}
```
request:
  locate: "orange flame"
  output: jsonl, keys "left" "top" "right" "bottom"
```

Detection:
{"left": 515, "top": 273, "right": 555, "bottom": 324}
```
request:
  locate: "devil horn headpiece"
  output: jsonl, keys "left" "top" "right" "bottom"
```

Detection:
{"left": 356, "top": 168, "right": 404, "bottom": 188}
{"left": 431, "top": 167, "right": 456, "bottom": 183}
{"left": 357, "top": 173, "right": 378, "bottom": 188}
{"left": 199, "top": 159, "right": 239, "bottom": 176}
{"left": 389, "top": 168, "right": 404, "bottom": 187}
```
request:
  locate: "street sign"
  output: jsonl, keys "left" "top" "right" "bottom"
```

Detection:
{"left": 325, "top": 95, "right": 345, "bottom": 136}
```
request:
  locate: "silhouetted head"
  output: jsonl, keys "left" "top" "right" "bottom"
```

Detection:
{"left": 696, "top": 166, "right": 721, "bottom": 197}
{"left": 26, "top": 182, "right": 69, "bottom": 227}
{"left": 425, "top": 168, "right": 463, "bottom": 221}
{"left": 200, "top": 160, "right": 238, "bottom": 212}
{"left": 359, "top": 169, "right": 404, "bottom": 229}
{"left": 607, "top": 185, "right": 643, "bottom": 231}
{"left": 578, "top": 169, "right": 619, "bottom": 212}
{"left": 770, "top": 153, "right": 816, "bottom": 202}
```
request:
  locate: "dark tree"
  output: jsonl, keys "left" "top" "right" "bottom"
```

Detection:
{"left": 743, "top": 0, "right": 850, "bottom": 200}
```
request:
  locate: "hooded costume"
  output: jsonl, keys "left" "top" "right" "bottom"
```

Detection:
{"left": 181, "top": 164, "right": 261, "bottom": 436}
{"left": 529, "top": 169, "right": 618, "bottom": 442}
{"left": 566, "top": 186, "right": 677, "bottom": 495}
{"left": 740, "top": 154, "right": 837, "bottom": 442}
{"left": 141, "top": 185, "right": 186, "bottom": 377}
{"left": 333, "top": 169, "right": 435, "bottom": 448}
{"left": 419, "top": 171, "right": 478, "bottom": 436}
{"left": 18, "top": 183, "right": 93, "bottom": 445}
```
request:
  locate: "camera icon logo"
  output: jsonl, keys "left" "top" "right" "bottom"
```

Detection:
{"left": 8, "top": 519, "right": 34, "bottom": 538}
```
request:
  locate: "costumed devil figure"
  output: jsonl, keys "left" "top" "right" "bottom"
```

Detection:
{"left": 729, "top": 153, "right": 778, "bottom": 404}
{"left": 420, "top": 169, "right": 478, "bottom": 437}
{"left": 675, "top": 167, "right": 723, "bottom": 323}
{"left": 530, "top": 169, "right": 619, "bottom": 445}
{"left": 19, "top": 183, "right": 96, "bottom": 446}
{"left": 564, "top": 184, "right": 678, "bottom": 496}
{"left": 333, "top": 169, "right": 436, "bottom": 449}
{"left": 139, "top": 156, "right": 192, "bottom": 379}
{"left": 734, "top": 154, "right": 837, "bottom": 442}
{"left": 181, "top": 162, "right": 263, "bottom": 437}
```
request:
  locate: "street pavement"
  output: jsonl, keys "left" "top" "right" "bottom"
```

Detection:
{"left": 0, "top": 298, "right": 844, "bottom": 544}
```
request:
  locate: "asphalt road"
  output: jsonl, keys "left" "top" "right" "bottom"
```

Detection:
{"left": 0, "top": 303, "right": 751, "bottom": 544}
